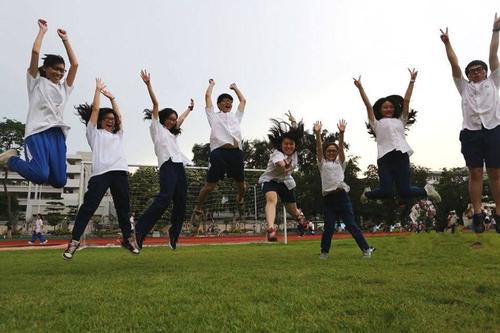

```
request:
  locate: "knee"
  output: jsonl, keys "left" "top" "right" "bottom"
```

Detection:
{"left": 31, "top": 170, "right": 50, "bottom": 185}
{"left": 203, "top": 183, "right": 217, "bottom": 193}
{"left": 469, "top": 169, "right": 483, "bottom": 182}
{"left": 50, "top": 177, "right": 67, "bottom": 189}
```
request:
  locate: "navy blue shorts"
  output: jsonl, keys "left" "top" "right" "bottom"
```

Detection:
{"left": 262, "top": 181, "right": 296, "bottom": 203}
{"left": 206, "top": 147, "right": 245, "bottom": 183}
{"left": 459, "top": 125, "right": 500, "bottom": 168}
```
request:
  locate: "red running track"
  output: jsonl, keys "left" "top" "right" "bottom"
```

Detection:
{"left": 0, "top": 232, "right": 410, "bottom": 249}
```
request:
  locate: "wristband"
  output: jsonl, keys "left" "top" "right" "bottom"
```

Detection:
{"left": 494, "top": 28, "right": 500, "bottom": 32}
{"left": 410, "top": 80, "right": 416, "bottom": 83}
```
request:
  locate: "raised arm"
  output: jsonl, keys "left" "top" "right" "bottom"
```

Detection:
{"left": 337, "top": 119, "right": 346, "bottom": 163}
{"left": 140, "top": 70, "right": 159, "bottom": 119}
{"left": 286, "top": 110, "right": 298, "bottom": 129}
{"left": 229, "top": 83, "right": 246, "bottom": 112}
{"left": 205, "top": 79, "right": 215, "bottom": 109}
{"left": 176, "top": 99, "right": 194, "bottom": 129}
{"left": 490, "top": 13, "right": 500, "bottom": 72}
{"left": 29, "top": 19, "right": 48, "bottom": 78}
{"left": 57, "top": 28, "right": 78, "bottom": 87}
{"left": 100, "top": 86, "right": 121, "bottom": 124}
{"left": 440, "top": 27, "right": 462, "bottom": 79}
{"left": 90, "top": 78, "right": 106, "bottom": 126}
{"left": 353, "top": 76, "right": 375, "bottom": 124}
{"left": 313, "top": 121, "right": 323, "bottom": 163}
{"left": 403, "top": 68, "right": 418, "bottom": 119}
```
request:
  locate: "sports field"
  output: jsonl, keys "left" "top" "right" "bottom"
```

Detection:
{"left": 0, "top": 233, "right": 499, "bottom": 332}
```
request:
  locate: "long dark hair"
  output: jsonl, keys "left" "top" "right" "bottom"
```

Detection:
{"left": 39, "top": 54, "right": 65, "bottom": 78}
{"left": 366, "top": 94, "right": 417, "bottom": 139}
{"left": 75, "top": 103, "right": 121, "bottom": 133}
{"left": 143, "top": 108, "right": 181, "bottom": 135}
{"left": 267, "top": 119, "right": 305, "bottom": 153}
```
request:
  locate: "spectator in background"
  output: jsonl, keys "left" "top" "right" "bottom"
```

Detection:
{"left": 28, "top": 214, "right": 47, "bottom": 245}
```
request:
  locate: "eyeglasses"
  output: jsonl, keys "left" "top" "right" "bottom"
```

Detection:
{"left": 468, "top": 67, "right": 485, "bottom": 75}
{"left": 103, "top": 116, "right": 115, "bottom": 121}
{"left": 51, "top": 66, "right": 67, "bottom": 74}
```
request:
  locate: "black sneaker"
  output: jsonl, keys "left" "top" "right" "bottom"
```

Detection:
{"left": 472, "top": 213, "right": 485, "bottom": 233}
{"left": 63, "top": 240, "right": 80, "bottom": 260}
{"left": 136, "top": 232, "right": 145, "bottom": 250}
{"left": 121, "top": 234, "right": 140, "bottom": 255}
{"left": 167, "top": 230, "right": 177, "bottom": 250}
{"left": 495, "top": 215, "right": 500, "bottom": 233}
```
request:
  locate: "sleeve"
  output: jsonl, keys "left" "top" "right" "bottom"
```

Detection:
{"left": 205, "top": 106, "right": 215, "bottom": 127}
{"left": 490, "top": 67, "right": 500, "bottom": 89}
{"left": 340, "top": 160, "right": 347, "bottom": 171}
{"left": 270, "top": 150, "right": 285, "bottom": 165}
{"left": 453, "top": 76, "right": 467, "bottom": 95}
{"left": 86, "top": 122, "right": 98, "bottom": 149}
{"left": 235, "top": 109, "right": 244, "bottom": 123}
{"left": 64, "top": 80, "right": 74, "bottom": 95}
{"left": 149, "top": 117, "right": 159, "bottom": 144}
{"left": 370, "top": 119, "right": 378, "bottom": 134}
{"left": 26, "top": 71, "right": 39, "bottom": 94}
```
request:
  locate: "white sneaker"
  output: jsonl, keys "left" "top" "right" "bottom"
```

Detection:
{"left": 63, "top": 240, "right": 80, "bottom": 260}
{"left": 0, "top": 149, "right": 16, "bottom": 168}
{"left": 360, "top": 187, "right": 371, "bottom": 204}
{"left": 319, "top": 252, "right": 329, "bottom": 260}
{"left": 424, "top": 184, "right": 441, "bottom": 203}
{"left": 363, "top": 247, "right": 376, "bottom": 258}
{"left": 28, "top": 241, "right": 34, "bottom": 245}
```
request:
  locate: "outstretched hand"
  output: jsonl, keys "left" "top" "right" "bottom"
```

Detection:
{"left": 440, "top": 27, "right": 449, "bottom": 44}
{"left": 353, "top": 75, "right": 362, "bottom": 88}
{"left": 408, "top": 68, "right": 418, "bottom": 81}
{"left": 140, "top": 69, "right": 151, "bottom": 84}
{"left": 101, "top": 88, "right": 115, "bottom": 101}
{"left": 208, "top": 78, "right": 215, "bottom": 86}
{"left": 493, "top": 13, "right": 500, "bottom": 31}
{"left": 38, "top": 19, "right": 48, "bottom": 33}
{"left": 57, "top": 29, "right": 68, "bottom": 41}
{"left": 95, "top": 78, "right": 106, "bottom": 92}
{"left": 229, "top": 83, "right": 238, "bottom": 90}
{"left": 313, "top": 121, "right": 322, "bottom": 134}
{"left": 337, "top": 119, "right": 347, "bottom": 133}
{"left": 286, "top": 110, "right": 297, "bottom": 124}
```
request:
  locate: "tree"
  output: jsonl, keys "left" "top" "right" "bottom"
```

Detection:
{"left": 45, "top": 201, "right": 65, "bottom": 231}
{"left": 435, "top": 167, "right": 469, "bottom": 230}
{"left": 0, "top": 118, "right": 25, "bottom": 237}
{"left": 191, "top": 143, "right": 210, "bottom": 167}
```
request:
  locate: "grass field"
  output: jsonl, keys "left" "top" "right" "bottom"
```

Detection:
{"left": 0, "top": 233, "right": 499, "bottom": 333}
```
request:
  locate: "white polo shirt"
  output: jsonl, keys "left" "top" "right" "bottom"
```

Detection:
{"left": 150, "top": 117, "right": 191, "bottom": 167}
{"left": 258, "top": 150, "right": 298, "bottom": 190}
{"left": 454, "top": 68, "right": 500, "bottom": 130}
{"left": 370, "top": 116, "right": 413, "bottom": 159}
{"left": 25, "top": 72, "right": 73, "bottom": 139}
{"left": 205, "top": 106, "right": 243, "bottom": 151}
{"left": 86, "top": 123, "right": 128, "bottom": 178}
{"left": 318, "top": 159, "right": 350, "bottom": 195}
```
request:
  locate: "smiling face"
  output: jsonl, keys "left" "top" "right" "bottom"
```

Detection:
{"left": 217, "top": 98, "right": 233, "bottom": 113}
{"left": 43, "top": 63, "right": 66, "bottom": 84}
{"left": 163, "top": 112, "right": 178, "bottom": 130}
{"left": 281, "top": 137, "right": 296, "bottom": 156}
{"left": 380, "top": 100, "right": 395, "bottom": 118}
{"left": 324, "top": 143, "right": 339, "bottom": 162}
{"left": 99, "top": 111, "right": 116, "bottom": 133}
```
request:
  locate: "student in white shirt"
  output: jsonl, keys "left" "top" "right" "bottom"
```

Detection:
{"left": 440, "top": 14, "right": 500, "bottom": 234}
{"left": 353, "top": 69, "right": 441, "bottom": 206}
{"left": 192, "top": 79, "right": 246, "bottom": 222}
{"left": 63, "top": 79, "right": 139, "bottom": 260}
{"left": 0, "top": 19, "right": 78, "bottom": 188}
{"left": 135, "top": 70, "right": 193, "bottom": 250}
{"left": 314, "top": 120, "right": 374, "bottom": 259}
{"left": 258, "top": 112, "right": 309, "bottom": 241}
{"left": 28, "top": 214, "right": 48, "bottom": 245}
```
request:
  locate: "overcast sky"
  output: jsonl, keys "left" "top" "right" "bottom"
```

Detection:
{"left": 1, "top": 0, "right": 499, "bottom": 172}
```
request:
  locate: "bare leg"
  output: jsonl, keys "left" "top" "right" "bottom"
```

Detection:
{"left": 265, "top": 191, "right": 278, "bottom": 229}
{"left": 195, "top": 182, "right": 217, "bottom": 211}
{"left": 486, "top": 168, "right": 500, "bottom": 215}
{"left": 468, "top": 167, "right": 483, "bottom": 214}
{"left": 235, "top": 181, "right": 246, "bottom": 203}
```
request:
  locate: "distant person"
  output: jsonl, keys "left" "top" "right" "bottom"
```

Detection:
{"left": 314, "top": 120, "right": 374, "bottom": 259}
{"left": 129, "top": 211, "right": 136, "bottom": 231}
{"left": 28, "top": 214, "right": 47, "bottom": 245}
{"left": 0, "top": 19, "right": 78, "bottom": 187}
{"left": 440, "top": 14, "right": 500, "bottom": 233}
{"left": 353, "top": 70, "right": 441, "bottom": 208}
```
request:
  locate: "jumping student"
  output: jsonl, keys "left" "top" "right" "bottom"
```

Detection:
{"left": 63, "top": 79, "right": 138, "bottom": 260}
{"left": 314, "top": 119, "right": 375, "bottom": 259}
{"left": 0, "top": 19, "right": 78, "bottom": 188}
{"left": 440, "top": 14, "right": 500, "bottom": 233}
{"left": 191, "top": 79, "right": 247, "bottom": 222}
{"left": 258, "top": 111, "right": 309, "bottom": 241}
{"left": 353, "top": 69, "right": 441, "bottom": 206}
{"left": 135, "top": 70, "right": 193, "bottom": 250}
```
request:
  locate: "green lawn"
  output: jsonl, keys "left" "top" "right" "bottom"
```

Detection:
{"left": 0, "top": 233, "right": 499, "bottom": 333}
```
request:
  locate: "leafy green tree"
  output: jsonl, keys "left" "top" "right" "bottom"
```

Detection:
{"left": 45, "top": 201, "right": 65, "bottom": 231}
{"left": 435, "top": 167, "right": 469, "bottom": 230}
{"left": 191, "top": 143, "right": 210, "bottom": 167}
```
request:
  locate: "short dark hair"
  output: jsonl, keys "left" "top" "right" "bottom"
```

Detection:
{"left": 143, "top": 108, "right": 181, "bottom": 135}
{"left": 373, "top": 95, "right": 403, "bottom": 120}
{"left": 39, "top": 54, "right": 65, "bottom": 78}
{"left": 465, "top": 60, "right": 488, "bottom": 77}
{"left": 217, "top": 93, "right": 233, "bottom": 104}
{"left": 75, "top": 103, "right": 122, "bottom": 133}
